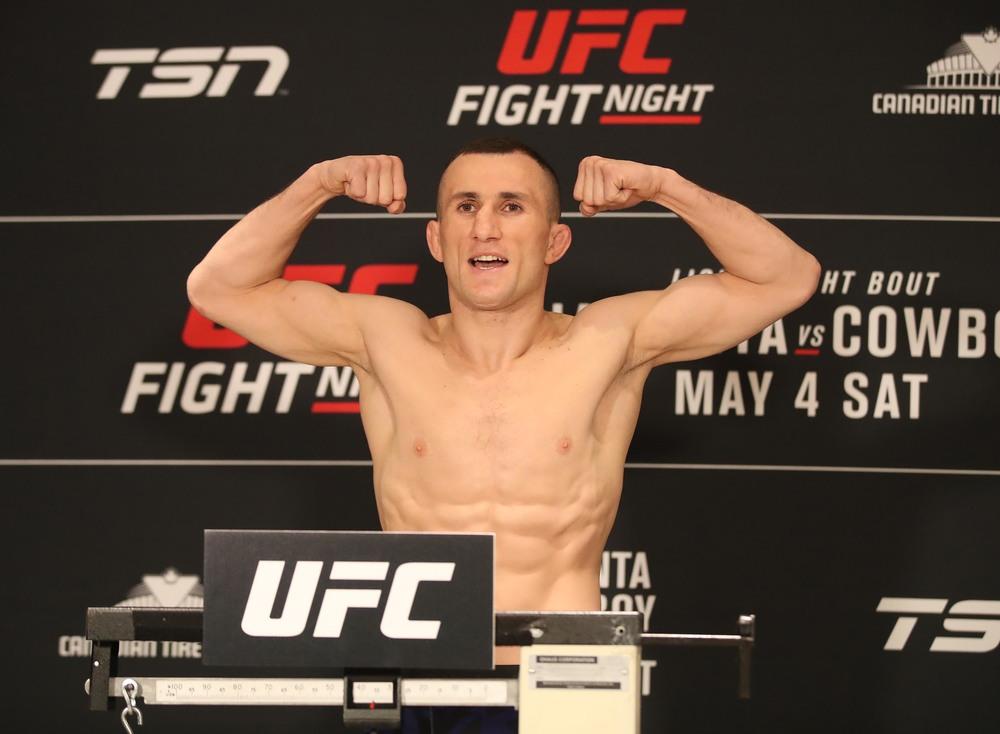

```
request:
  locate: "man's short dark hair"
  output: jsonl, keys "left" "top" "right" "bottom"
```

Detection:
{"left": 437, "top": 137, "right": 561, "bottom": 221}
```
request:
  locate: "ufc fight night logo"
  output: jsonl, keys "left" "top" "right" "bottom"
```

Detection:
{"left": 497, "top": 9, "right": 685, "bottom": 75}
{"left": 448, "top": 8, "right": 716, "bottom": 126}
{"left": 877, "top": 597, "right": 1000, "bottom": 653}
{"left": 91, "top": 46, "right": 289, "bottom": 99}
{"left": 241, "top": 561, "right": 455, "bottom": 640}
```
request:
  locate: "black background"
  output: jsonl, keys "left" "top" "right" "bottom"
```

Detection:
{"left": 1, "top": 2, "right": 998, "bottom": 732}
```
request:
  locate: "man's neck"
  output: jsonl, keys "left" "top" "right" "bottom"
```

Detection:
{"left": 443, "top": 293, "right": 553, "bottom": 374}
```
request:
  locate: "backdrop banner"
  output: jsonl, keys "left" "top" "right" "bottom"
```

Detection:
{"left": 2, "top": 2, "right": 997, "bottom": 732}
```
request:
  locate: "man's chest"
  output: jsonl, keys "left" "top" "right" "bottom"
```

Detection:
{"left": 365, "top": 336, "right": 635, "bottom": 457}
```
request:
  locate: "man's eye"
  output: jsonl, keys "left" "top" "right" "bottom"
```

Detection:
{"left": 458, "top": 202, "right": 476, "bottom": 213}
{"left": 502, "top": 202, "right": 522, "bottom": 212}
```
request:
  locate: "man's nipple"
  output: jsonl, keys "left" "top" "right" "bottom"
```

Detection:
{"left": 557, "top": 437, "right": 572, "bottom": 454}
{"left": 413, "top": 438, "right": 427, "bottom": 457}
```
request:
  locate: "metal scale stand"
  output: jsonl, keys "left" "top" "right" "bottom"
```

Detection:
{"left": 85, "top": 606, "right": 755, "bottom": 733}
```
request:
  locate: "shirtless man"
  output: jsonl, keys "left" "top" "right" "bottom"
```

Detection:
{"left": 187, "top": 138, "right": 819, "bottom": 668}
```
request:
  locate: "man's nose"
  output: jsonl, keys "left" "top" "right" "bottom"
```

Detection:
{"left": 472, "top": 207, "right": 500, "bottom": 241}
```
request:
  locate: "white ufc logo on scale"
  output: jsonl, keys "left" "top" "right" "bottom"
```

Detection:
{"left": 91, "top": 45, "right": 288, "bottom": 99}
{"left": 241, "top": 560, "right": 455, "bottom": 640}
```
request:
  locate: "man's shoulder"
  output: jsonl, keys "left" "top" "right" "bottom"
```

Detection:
{"left": 352, "top": 293, "right": 430, "bottom": 324}
{"left": 567, "top": 291, "right": 661, "bottom": 333}
{"left": 350, "top": 294, "right": 435, "bottom": 348}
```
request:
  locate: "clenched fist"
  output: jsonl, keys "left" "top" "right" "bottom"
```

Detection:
{"left": 573, "top": 156, "right": 667, "bottom": 217}
{"left": 317, "top": 155, "right": 407, "bottom": 214}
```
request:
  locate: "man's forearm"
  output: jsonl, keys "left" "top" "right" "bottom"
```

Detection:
{"left": 651, "top": 169, "right": 818, "bottom": 288}
{"left": 188, "top": 164, "right": 333, "bottom": 298}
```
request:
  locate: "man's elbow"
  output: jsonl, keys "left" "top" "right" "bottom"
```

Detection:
{"left": 186, "top": 265, "right": 218, "bottom": 320}
{"left": 792, "top": 252, "right": 821, "bottom": 307}
{"left": 770, "top": 251, "right": 820, "bottom": 311}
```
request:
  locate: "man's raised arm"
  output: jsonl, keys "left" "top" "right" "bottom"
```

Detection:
{"left": 572, "top": 156, "right": 821, "bottom": 368}
{"left": 186, "top": 155, "right": 408, "bottom": 369}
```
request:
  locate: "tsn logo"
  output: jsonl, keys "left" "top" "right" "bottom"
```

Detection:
{"left": 499, "top": 9, "right": 686, "bottom": 75}
{"left": 877, "top": 597, "right": 1000, "bottom": 653}
{"left": 242, "top": 560, "right": 454, "bottom": 640}
{"left": 91, "top": 45, "right": 288, "bottom": 99}
{"left": 184, "top": 263, "right": 417, "bottom": 348}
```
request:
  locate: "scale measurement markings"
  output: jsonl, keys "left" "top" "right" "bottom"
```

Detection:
{"left": 112, "top": 677, "right": 513, "bottom": 706}
{"left": 401, "top": 679, "right": 510, "bottom": 706}
{"left": 156, "top": 678, "right": 343, "bottom": 705}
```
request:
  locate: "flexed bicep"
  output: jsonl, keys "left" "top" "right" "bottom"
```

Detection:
{"left": 187, "top": 154, "right": 412, "bottom": 370}
{"left": 194, "top": 279, "right": 369, "bottom": 368}
{"left": 630, "top": 271, "right": 816, "bottom": 368}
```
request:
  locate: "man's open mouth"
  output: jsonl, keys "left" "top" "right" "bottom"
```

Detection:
{"left": 468, "top": 255, "right": 509, "bottom": 270}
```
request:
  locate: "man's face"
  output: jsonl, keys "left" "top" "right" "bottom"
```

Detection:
{"left": 427, "top": 152, "right": 571, "bottom": 312}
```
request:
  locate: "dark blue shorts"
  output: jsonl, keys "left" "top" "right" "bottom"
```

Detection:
{"left": 377, "top": 666, "right": 520, "bottom": 733}
{"left": 393, "top": 705, "right": 518, "bottom": 733}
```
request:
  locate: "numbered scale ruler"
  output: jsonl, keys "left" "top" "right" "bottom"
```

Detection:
{"left": 107, "top": 677, "right": 516, "bottom": 707}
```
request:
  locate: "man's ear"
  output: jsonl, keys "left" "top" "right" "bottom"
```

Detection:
{"left": 426, "top": 219, "right": 443, "bottom": 263}
{"left": 544, "top": 223, "right": 572, "bottom": 265}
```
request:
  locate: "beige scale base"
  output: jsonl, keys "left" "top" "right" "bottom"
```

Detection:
{"left": 517, "top": 643, "right": 640, "bottom": 734}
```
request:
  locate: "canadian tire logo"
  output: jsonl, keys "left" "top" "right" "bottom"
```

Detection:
{"left": 872, "top": 26, "right": 1000, "bottom": 116}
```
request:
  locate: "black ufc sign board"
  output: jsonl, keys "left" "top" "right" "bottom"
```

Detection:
{"left": 203, "top": 530, "right": 494, "bottom": 670}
